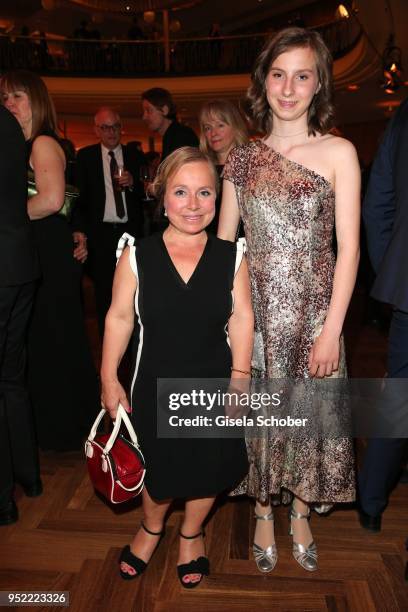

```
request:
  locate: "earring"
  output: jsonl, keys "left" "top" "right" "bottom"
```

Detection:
{"left": 163, "top": 208, "right": 168, "bottom": 217}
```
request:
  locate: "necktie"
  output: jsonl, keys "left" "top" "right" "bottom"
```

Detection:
{"left": 108, "top": 150, "right": 125, "bottom": 219}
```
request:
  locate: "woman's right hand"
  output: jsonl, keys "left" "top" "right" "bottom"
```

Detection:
{"left": 101, "top": 378, "right": 131, "bottom": 419}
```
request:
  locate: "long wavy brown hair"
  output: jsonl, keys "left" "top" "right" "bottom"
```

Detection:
{"left": 248, "top": 27, "right": 335, "bottom": 136}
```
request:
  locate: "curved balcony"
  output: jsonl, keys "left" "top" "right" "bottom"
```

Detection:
{"left": 0, "top": 16, "right": 361, "bottom": 77}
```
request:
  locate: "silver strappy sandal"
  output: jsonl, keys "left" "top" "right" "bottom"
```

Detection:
{"left": 253, "top": 510, "right": 278, "bottom": 573}
{"left": 288, "top": 505, "right": 318, "bottom": 571}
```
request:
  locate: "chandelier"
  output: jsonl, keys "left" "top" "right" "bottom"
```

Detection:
{"left": 381, "top": 35, "right": 404, "bottom": 95}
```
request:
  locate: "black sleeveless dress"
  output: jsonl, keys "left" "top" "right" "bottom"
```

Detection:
{"left": 127, "top": 231, "right": 248, "bottom": 500}
{"left": 26, "top": 136, "right": 100, "bottom": 451}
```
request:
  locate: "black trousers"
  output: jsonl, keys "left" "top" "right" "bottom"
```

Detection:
{"left": 88, "top": 222, "right": 134, "bottom": 338}
{"left": 358, "top": 308, "right": 408, "bottom": 516}
{"left": 0, "top": 282, "right": 39, "bottom": 507}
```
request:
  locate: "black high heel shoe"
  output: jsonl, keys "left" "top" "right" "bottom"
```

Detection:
{"left": 177, "top": 530, "right": 209, "bottom": 589}
{"left": 119, "top": 522, "right": 164, "bottom": 580}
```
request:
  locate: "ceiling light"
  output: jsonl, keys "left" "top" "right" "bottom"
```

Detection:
{"left": 347, "top": 84, "right": 359, "bottom": 91}
{"left": 335, "top": 4, "right": 349, "bottom": 19}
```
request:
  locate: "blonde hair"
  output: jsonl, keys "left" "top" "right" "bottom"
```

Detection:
{"left": 199, "top": 99, "right": 249, "bottom": 163}
{"left": 152, "top": 146, "right": 219, "bottom": 211}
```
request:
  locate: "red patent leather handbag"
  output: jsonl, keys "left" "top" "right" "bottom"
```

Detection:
{"left": 85, "top": 404, "right": 145, "bottom": 504}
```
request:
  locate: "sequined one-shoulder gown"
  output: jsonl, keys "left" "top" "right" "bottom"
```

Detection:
{"left": 224, "top": 140, "right": 355, "bottom": 504}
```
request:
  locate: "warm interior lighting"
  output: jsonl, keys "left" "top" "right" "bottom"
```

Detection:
{"left": 0, "top": 18, "right": 14, "bottom": 32}
{"left": 384, "top": 82, "right": 399, "bottom": 95}
{"left": 376, "top": 100, "right": 401, "bottom": 109}
{"left": 381, "top": 34, "right": 404, "bottom": 95}
{"left": 335, "top": 4, "right": 350, "bottom": 19}
{"left": 143, "top": 10, "right": 156, "bottom": 23}
{"left": 347, "top": 84, "right": 359, "bottom": 91}
{"left": 42, "top": 0, "right": 58, "bottom": 9}
{"left": 169, "top": 19, "right": 181, "bottom": 33}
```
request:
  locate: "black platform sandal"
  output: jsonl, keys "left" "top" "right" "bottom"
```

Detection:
{"left": 177, "top": 530, "right": 209, "bottom": 589}
{"left": 119, "top": 522, "right": 164, "bottom": 580}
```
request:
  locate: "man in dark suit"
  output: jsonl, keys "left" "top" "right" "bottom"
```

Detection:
{"left": 0, "top": 106, "right": 41, "bottom": 525}
{"left": 75, "top": 107, "right": 145, "bottom": 337}
{"left": 359, "top": 98, "right": 408, "bottom": 532}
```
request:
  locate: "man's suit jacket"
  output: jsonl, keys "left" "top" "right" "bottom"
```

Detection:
{"left": 161, "top": 120, "right": 199, "bottom": 161}
{"left": 0, "top": 106, "right": 39, "bottom": 287}
{"left": 363, "top": 97, "right": 408, "bottom": 311}
{"left": 74, "top": 143, "right": 145, "bottom": 239}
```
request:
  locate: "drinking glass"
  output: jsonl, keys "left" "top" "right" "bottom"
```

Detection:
{"left": 139, "top": 165, "right": 154, "bottom": 201}
{"left": 114, "top": 164, "right": 125, "bottom": 192}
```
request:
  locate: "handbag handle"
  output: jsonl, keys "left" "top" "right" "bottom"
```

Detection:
{"left": 87, "top": 404, "right": 141, "bottom": 455}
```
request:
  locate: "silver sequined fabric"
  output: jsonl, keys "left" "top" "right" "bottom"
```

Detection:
{"left": 224, "top": 140, "right": 355, "bottom": 504}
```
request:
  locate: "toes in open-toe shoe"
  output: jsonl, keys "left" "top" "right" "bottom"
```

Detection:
{"left": 119, "top": 522, "right": 164, "bottom": 580}
{"left": 177, "top": 530, "right": 209, "bottom": 589}
{"left": 119, "top": 545, "right": 147, "bottom": 580}
{"left": 253, "top": 510, "right": 278, "bottom": 573}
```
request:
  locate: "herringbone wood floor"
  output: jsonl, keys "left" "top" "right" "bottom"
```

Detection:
{"left": 0, "top": 284, "right": 407, "bottom": 611}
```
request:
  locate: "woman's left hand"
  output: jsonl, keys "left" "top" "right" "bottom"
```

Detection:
{"left": 73, "top": 231, "right": 88, "bottom": 263}
{"left": 308, "top": 330, "right": 340, "bottom": 378}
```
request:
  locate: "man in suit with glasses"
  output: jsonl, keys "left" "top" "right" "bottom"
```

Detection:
{"left": 75, "top": 107, "right": 145, "bottom": 338}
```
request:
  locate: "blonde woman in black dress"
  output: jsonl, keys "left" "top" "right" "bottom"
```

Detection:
{"left": 101, "top": 147, "right": 253, "bottom": 588}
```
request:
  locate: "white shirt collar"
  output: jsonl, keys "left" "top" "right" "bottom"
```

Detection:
{"left": 101, "top": 143, "right": 122, "bottom": 157}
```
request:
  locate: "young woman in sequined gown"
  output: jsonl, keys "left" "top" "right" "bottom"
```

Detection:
{"left": 218, "top": 28, "right": 360, "bottom": 572}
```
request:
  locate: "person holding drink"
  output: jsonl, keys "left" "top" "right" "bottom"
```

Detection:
{"left": 74, "top": 107, "right": 146, "bottom": 337}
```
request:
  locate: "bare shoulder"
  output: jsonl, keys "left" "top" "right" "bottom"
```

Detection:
{"left": 31, "top": 136, "right": 66, "bottom": 173}
{"left": 32, "top": 134, "right": 64, "bottom": 158}
{"left": 319, "top": 134, "right": 358, "bottom": 161}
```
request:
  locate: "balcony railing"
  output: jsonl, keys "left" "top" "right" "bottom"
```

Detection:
{"left": 0, "top": 17, "right": 361, "bottom": 77}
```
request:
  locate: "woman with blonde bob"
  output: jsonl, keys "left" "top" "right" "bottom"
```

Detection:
{"left": 199, "top": 99, "right": 249, "bottom": 232}
{"left": 199, "top": 99, "right": 249, "bottom": 165}
{"left": 101, "top": 146, "right": 253, "bottom": 588}
{"left": 218, "top": 27, "right": 360, "bottom": 572}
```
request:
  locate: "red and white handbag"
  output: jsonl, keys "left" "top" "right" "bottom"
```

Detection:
{"left": 85, "top": 404, "right": 145, "bottom": 504}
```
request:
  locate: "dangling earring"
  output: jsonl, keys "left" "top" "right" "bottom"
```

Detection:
{"left": 163, "top": 207, "right": 168, "bottom": 217}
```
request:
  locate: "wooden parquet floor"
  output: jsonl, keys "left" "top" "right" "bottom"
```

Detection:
{"left": 0, "top": 285, "right": 407, "bottom": 611}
